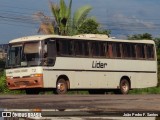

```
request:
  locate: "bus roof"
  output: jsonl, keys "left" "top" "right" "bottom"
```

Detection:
{"left": 9, "top": 34, "right": 155, "bottom": 44}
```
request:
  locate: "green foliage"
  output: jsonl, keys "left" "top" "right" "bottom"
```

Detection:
{"left": 77, "top": 18, "right": 99, "bottom": 34}
{"left": 0, "top": 71, "right": 25, "bottom": 94}
{"left": 154, "top": 38, "right": 160, "bottom": 86}
{"left": 0, "top": 72, "right": 7, "bottom": 93}
{"left": 36, "top": 0, "right": 111, "bottom": 36}
{"left": 72, "top": 5, "right": 92, "bottom": 35}
{"left": 0, "top": 59, "right": 5, "bottom": 71}
{"left": 129, "top": 87, "right": 160, "bottom": 94}
{"left": 50, "top": 0, "right": 93, "bottom": 35}
{"left": 154, "top": 37, "right": 160, "bottom": 54}
{"left": 77, "top": 18, "right": 111, "bottom": 36}
{"left": 50, "top": 0, "right": 72, "bottom": 35}
{"left": 128, "top": 33, "right": 153, "bottom": 40}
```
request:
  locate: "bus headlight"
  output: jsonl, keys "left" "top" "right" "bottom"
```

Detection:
{"left": 31, "top": 74, "right": 43, "bottom": 77}
{"left": 6, "top": 76, "right": 13, "bottom": 79}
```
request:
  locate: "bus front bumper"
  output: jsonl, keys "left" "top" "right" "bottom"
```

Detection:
{"left": 6, "top": 76, "right": 43, "bottom": 90}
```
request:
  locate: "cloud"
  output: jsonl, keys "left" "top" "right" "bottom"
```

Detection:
{"left": 109, "top": 14, "right": 156, "bottom": 29}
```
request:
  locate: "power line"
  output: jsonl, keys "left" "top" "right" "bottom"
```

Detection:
{"left": 0, "top": 21, "right": 37, "bottom": 28}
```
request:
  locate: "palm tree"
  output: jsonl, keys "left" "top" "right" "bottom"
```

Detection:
{"left": 72, "top": 5, "right": 92, "bottom": 35}
{"left": 33, "top": 12, "right": 54, "bottom": 34}
{"left": 50, "top": 0, "right": 72, "bottom": 35}
{"left": 35, "top": 0, "right": 92, "bottom": 35}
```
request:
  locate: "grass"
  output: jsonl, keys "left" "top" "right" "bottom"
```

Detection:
{"left": 129, "top": 87, "right": 160, "bottom": 94}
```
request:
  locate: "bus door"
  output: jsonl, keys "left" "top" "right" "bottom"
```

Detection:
{"left": 43, "top": 39, "right": 57, "bottom": 88}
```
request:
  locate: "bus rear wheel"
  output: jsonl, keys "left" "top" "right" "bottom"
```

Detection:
{"left": 55, "top": 79, "right": 68, "bottom": 94}
{"left": 119, "top": 79, "right": 130, "bottom": 94}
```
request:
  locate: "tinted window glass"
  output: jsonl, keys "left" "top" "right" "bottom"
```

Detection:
{"left": 122, "top": 43, "right": 136, "bottom": 58}
{"left": 112, "top": 43, "right": 121, "bottom": 58}
{"left": 146, "top": 44, "right": 154, "bottom": 59}
{"left": 91, "top": 42, "right": 106, "bottom": 57}
{"left": 83, "top": 41, "right": 89, "bottom": 56}
{"left": 136, "top": 44, "right": 145, "bottom": 59}
{"left": 75, "top": 41, "right": 83, "bottom": 56}
{"left": 130, "top": 44, "right": 136, "bottom": 58}
{"left": 58, "top": 40, "right": 73, "bottom": 56}
{"left": 107, "top": 43, "right": 113, "bottom": 58}
{"left": 92, "top": 42, "right": 99, "bottom": 56}
{"left": 99, "top": 42, "right": 106, "bottom": 57}
{"left": 75, "top": 41, "right": 89, "bottom": 56}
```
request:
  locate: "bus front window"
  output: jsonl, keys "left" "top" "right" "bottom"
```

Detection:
{"left": 23, "top": 42, "right": 41, "bottom": 66}
{"left": 7, "top": 45, "right": 22, "bottom": 67}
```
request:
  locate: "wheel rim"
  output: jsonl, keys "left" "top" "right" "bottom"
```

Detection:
{"left": 121, "top": 81, "right": 129, "bottom": 93}
{"left": 57, "top": 83, "right": 66, "bottom": 92}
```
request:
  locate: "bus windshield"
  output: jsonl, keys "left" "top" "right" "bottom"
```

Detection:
{"left": 7, "top": 41, "right": 41, "bottom": 68}
{"left": 7, "top": 44, "right": 22, "bottom": 67}
{"left": 22, "top": 42, "right": 41, "bottom": 66}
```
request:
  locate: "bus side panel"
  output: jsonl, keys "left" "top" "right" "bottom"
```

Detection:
{"left": 105, "top": 72, "right": 157, "bottom": 89}
{"left": 43, "top": 69, "right": 75, "bottom": 88}
{"left": 42, "top": 57, "right": 157, "bottom": 89}
{"left": 130, "top": 73, "right": 157, "bottom": 88}
{"left": 73, "top": 71, "right": 107, "bottom": 89}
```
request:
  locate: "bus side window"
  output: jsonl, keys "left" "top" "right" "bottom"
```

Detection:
{"left": 46, "top": 40, "right": 56, "bottom": 66}
{"left": 75, "top": 41, "right": 83, "bottom": 56}
{"left": 99, "top": 42, "right": 106, "bottom": 57}
{"left": 92, "top": 42, "right": 99, "bottom": 57}
{"left": 136, "top": 44, "right": 145, "bottom": 59}
{"left": 122, "top": 43, "right": 130, "bottom": 58}
{"left": 83, "top": 41, "right": 89, "bottom": 56}
{"left": 130, "top": 44, "right": 136, "bottom": 58}
{"left": 146, "top": 44, "right": 154, "bottom": 59}
{"left": 122, "top": 43, "right": 136, "bottom": 58}
{"left": 107, "top": 43, "right": 113, "bottom": 58}
{"left": 91, "top": 41, "right": 106, "bottom": 57}
{"left": 59, "top": 40, "right": 74, "bottom": 56}
{"left": 74, "top": 41, "right": 89, "bottom": 57}
{"left": 112, "top": 43, "right": 121, "bottom": 58}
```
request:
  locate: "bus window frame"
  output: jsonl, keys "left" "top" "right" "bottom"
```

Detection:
{"left": 90, "top": 41, "right": 107, "bottom": 58}
{"left": 135, "top": 43, "right": 146, "bottom": 60}
{"left": 74, "top": 40, "right": 89, "bottom": 57}
{"left": 109, "top": 42, "right": 122, "bottom": 59}
{"left": 57, "top": 39, "right": 74, "bottom": 57}
{"left": 146, "top": 44, "right": 155, "bottom": 60}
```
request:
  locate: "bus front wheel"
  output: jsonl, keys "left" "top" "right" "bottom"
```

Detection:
{"left": 119, "top": 79, "right": 130, "bottom": 94}
{"left": 55, "top": 79, "right": 68, "bottom": 94}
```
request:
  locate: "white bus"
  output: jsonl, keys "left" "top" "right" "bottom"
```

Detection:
{"left": 5, "top": 34, "right": 157, "bottom": 94}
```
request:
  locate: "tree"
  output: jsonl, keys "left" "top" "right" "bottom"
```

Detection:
{"left": 77, "top": 18, "right": 111, "bottom": 36}
{"left": 50, "top": 0, "right": 92, "bottom": 35}
{"left": 77, "top": 18, "right": 99, "bottom": 34}
{"left": 50, "top": 0, "right": 72, "bottom": 35}
{"left": 0, "top": 59, "right": 5, "bottom": 71}
{"left": 34, "top": 12, "right": 54, "bottom": 34}
{"left": 35, "top": 0, "right": 111, "bottom": 36}
{"left": 127, "top": 33, "right": 153, "bottom": 40}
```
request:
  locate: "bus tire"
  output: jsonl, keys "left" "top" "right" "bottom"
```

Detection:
{"left": 56, "top": 79, "right": 68, "bottom": 94}
{"left": 119, "top": 79, "right": 130, "bottom": 94}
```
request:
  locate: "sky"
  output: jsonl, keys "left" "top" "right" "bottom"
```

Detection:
{"left": 0, "top": 0, "right": 160, "bottom": 44}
